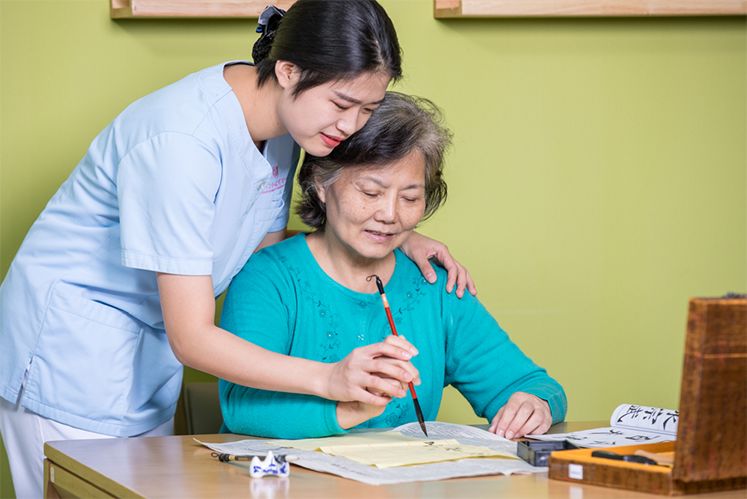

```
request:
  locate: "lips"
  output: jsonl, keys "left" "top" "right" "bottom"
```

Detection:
{"left": 365, "top": 229, "right": 396, "bottom": 242}
{"left": 320, "top": 133, "right": 343, "bottom": 149}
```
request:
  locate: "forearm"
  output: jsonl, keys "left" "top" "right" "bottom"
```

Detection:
{"left": 159, "top": 272, "right": 333, "bottom": 398}
{"left": 220, "top": 381, "right": 344, "bottom": 439}
{"left": 173, "top": 323, "right": 332, "bottom": 398}
{"left": 445, "top": 294, "right": 567, "bottom": 424}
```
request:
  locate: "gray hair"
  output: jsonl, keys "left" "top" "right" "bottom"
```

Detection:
{"left": 297, "top": 92, "right": 451, "bottom": 229}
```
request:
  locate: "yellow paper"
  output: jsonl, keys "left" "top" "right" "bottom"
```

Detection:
{"left": 320, "top": 439, "right": 516, "bottom": 468}
{"left": 271, "top": 429, "right": 414, "bottom": 451}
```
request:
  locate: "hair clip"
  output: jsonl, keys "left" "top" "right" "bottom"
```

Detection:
{"left": 256, "top": 5, "right": 287, "bottom": 34}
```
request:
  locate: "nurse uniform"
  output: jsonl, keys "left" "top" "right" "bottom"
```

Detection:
{"left": 0, "top": 62, "right": 300, "bottom": 498}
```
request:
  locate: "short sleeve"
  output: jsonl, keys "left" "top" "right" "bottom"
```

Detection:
{"left": 117, "top": 133, "right": 221, "bottom": 275}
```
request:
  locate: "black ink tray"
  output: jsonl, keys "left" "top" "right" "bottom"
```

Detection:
{"left": 517, "top": 439, "right": 579, "bottom": 467}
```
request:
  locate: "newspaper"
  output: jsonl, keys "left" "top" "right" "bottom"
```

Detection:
{"left": 195, "top": 422, "right": 542, "bottom": 485}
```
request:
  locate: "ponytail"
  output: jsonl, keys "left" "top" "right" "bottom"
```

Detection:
{"left": 252, "top": 6, "right": 286, "bottom": 65}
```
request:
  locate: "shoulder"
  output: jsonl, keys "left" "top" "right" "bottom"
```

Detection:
{"left": 393, "top": 249, "right": 450, "bottom": 291}
{"left": 393, "top": 249, "right": 483, "bottom": 311}
{"left": 114, "top": 64, "right": 236, "bottom": 146}
{"left": 230, "top": 234, "right": 307, "bottom": 289}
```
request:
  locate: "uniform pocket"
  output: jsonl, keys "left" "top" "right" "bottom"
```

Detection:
{"left": 30, "top": 281, "right": 142, "bottom": 421}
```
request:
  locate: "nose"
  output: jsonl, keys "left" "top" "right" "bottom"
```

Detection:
{"left": 374, "top": 194, "right": 397, "bottom": 224}
{"left": 336, "top": 107, "right": 366, "bottom": 137}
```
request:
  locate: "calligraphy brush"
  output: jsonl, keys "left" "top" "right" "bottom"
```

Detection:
{"left": 367, "top": 274, "right": 428, "bottom": 437}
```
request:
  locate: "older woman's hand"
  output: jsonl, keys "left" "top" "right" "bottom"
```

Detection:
{"left": 488, "top": 392, "right": 552, "bottom": 439}
{"left": 400, "top": 231, "right": 476, "bottom": 298}
{"left": 336, "top": 400, "right": 388, "bottom": 429}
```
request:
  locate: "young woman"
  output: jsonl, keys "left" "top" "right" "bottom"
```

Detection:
{"left": 219, "top": 92, "right": 567, "bottom": 440}
{"left": 0, "top": 2, "right": 474, "bottom": 496}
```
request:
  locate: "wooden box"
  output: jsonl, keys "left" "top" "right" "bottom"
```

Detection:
{"left": 549, "top": 296, "right": 747, "bottom": 495}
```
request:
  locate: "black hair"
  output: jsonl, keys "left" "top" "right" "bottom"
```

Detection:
{"left": 297, "top": 92, "right": 451, "bottom": 229}
{"left": 252, "top": 0, "right": 402, "bottom": 96}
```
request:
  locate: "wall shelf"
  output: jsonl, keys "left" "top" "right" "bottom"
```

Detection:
{"left": 111, "top": 0, "right": 297, "bottom": 19}
{"left": 434, "top": 0, "right": 747, "bottom": 18}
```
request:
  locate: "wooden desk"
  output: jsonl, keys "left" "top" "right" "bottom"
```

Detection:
{"left": 44, "top": 423, "right": 744, "bottom": 498}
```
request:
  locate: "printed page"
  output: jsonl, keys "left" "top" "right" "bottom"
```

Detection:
{"left": 320, "top": 439, "right": 515, "bottom": 468}
{"left": 610, "top": 404, "right": 679, "bottom": 435}
{"left": 526, "top": 404, "right": 678, "bottom": 448}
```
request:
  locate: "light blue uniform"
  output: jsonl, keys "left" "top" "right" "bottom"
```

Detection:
{"left": 0, "top": 62, "right": 300, "bottom": 436}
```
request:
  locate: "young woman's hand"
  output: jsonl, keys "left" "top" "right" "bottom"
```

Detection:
{"left": 400, "top": 231, "right": 476, "bottom": 298}
{"left": 323, "top": 335, "right": 420, "bottom": 405}
{"left": 488, "top": 392, "right": 552, "bottom": 439}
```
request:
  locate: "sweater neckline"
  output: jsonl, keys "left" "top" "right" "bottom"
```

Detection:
{"left": 295, "top": 234, "right": 405, "bottom": 302}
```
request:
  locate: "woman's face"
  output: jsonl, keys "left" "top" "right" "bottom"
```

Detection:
{"left": 317, "top": 150, "right": 427, "bottom": 262}
{"left": 277, "top": 68, "right": 390, "bottom": 157}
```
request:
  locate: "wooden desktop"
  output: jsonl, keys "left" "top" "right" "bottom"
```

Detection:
{"left": 43, "top": 422, "right": 746, "bottom": 498}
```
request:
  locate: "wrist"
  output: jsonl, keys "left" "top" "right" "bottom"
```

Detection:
{"left": 311, "top": 361, "right": 335, "bottom": 399}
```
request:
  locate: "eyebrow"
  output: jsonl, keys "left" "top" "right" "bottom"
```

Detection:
{"left": 333, "top": 91, "right": 385, "bottom": 106}
{"left": 358, "top": 176, "right": 425, "bottom": 190}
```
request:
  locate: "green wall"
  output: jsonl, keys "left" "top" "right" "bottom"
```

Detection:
{"left": 1, "top": 1, "right": 745, "bottom": 497}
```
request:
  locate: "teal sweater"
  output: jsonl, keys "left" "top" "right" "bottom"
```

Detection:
{"left": 219, "top": 234, "right": 567, "bottom": 438}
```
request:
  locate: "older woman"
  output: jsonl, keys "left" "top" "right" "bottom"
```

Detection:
{"left": 219, "top": 92, "right": 566, "bottom": 439}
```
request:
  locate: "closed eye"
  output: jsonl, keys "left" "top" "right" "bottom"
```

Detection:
{"left": 333, "top": 101, "right": 350, "bottom": 111}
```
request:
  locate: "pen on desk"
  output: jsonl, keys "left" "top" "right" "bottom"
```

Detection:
{"left": 211, "top": 452, "right": 294, "bottom": 463}
{"left": 212, "top": 452, "right": 256, "bottom": 462}
{"left": 367, "top": 274, "right": 428, "bottom": 437}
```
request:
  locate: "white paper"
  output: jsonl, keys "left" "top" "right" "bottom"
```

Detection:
{"left": 527, "top": 404, "right": 678, "bottom": 448}
{"left": 195, "top": 422, "right": 542, "bottom": 485}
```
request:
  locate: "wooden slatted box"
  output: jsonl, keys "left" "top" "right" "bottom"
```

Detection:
{"left": 549, "top": 296, "right": 747, "bottom": 495}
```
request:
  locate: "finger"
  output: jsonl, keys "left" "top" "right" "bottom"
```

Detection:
{"left": 354, "top": 388, "right": 392, "bottom": 407}
{"left": 383, "top": 335, "right": 419, "bottom": 356}
{"left": 439, "top": 254, "right": 458, "bottom": 294}
{"left": 489, "top": 406, "right": 505, "bottom": 433}
{"left": 370, "top": 358, "right": 419, "bottom": 385}
{"left": 413, "top": 255, "right": 437, "bottom": 284}
{"left": 494, "top": 402, "right": 519, "bottom": 438}
{"left": 453, "top": 264, "right": 468, "bottom": 298}
{"left": 364, "top": 374, "right": 407, "bottom": 399}
{"left": 513, "top": 410, "right": 547, "bottom": 438}
{"left": 465, "top": 268, "right": 477, "bottom": 296}
{"left": 383, "top": 343, "right": 422, "bottom": 385}
{"left": 504, "top": 402, "right": 535, "bottom": 440}
{"left": 362, "top": 341, "right": 413, "bottom": 360}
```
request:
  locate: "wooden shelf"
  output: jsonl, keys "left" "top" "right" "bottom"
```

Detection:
{"left": 434, "top": 0, "right": 747, "bottom": 18}
{"left": 111, "top": 0, "right": 297, "bottom": 19}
